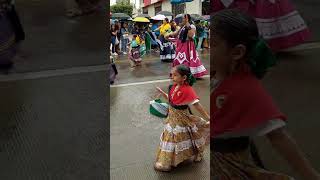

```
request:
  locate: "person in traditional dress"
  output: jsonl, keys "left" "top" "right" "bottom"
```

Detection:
{"left": 154, "top": 64, "right": 210, "bottom": 172}
{"left": 211, "top": 0, "right": 311, "bottom": 52}
{"left": 0, "top": 0, "right": 20, "bottom": 72}
{"left": 153, "top": 18, "right": 176, "bottom": 62}
{"left": 168, "top": 14, "right": 207, "bottom": 78}
{"left": 211, "top": 9, "right": 320, "bottom": 180}
{"left": 128, "top": 34, "right": 143, "bottom": 67}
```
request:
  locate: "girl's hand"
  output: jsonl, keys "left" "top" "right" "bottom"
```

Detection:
{"left": 156, "top": 87, "right": 168, "bottom": 100}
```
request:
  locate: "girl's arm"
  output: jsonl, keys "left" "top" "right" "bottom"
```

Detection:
{"left": 193, "top": 102, "right": 210, "bottom": 120}
{"left": 156, "top": 87, "right": 168, "bottom": 100}
{"left": 266, "top": 127, "right": 320, "bottom": 180}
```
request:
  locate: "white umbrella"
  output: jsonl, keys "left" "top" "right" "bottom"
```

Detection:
{"left": 151, "top": 14, "right": 166, "bottom": 21}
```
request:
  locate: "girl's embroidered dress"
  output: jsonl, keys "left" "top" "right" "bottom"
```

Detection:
{"left": 129, "top": 36, "right": 142, "bottom": 63}
{"left": 212, "top": 0, "right": 311, "bottom": 51}
{"left": 173, "top": 25, "right": 207, "bottom": 78}
{"left": 210, "top": 68, "right": 293, "bottom": 179}
{"left": 155, "top": 84, "right": 209, "bottom": 168}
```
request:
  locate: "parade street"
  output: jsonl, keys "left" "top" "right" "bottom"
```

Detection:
{"left": 110, "top": 50, "right": 211, "bottom": 179}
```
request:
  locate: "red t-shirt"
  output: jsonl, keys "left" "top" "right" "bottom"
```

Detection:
{"left": 211, "top": 70, "right": 286, "bottom": 137}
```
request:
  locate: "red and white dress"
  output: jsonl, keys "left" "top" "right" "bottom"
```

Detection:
{"left": 212, "top": 0, "right": 311, "bottom": 51}
{"left": 173, "top": 25, "right": 208, "bottom": 78}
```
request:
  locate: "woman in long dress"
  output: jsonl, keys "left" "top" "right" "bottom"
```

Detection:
{"left": 211, "top": 0, "right": 311, "bottom": 52}
{"left": 168, "top": 14, "right": 207, "bottom": 78}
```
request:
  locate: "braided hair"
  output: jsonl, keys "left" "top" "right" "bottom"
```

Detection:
{"left": 175, "top": 64, "right": 196, "bottom": 86}
{"left": 212, "top": 9, "right": 277, "bottom": 79}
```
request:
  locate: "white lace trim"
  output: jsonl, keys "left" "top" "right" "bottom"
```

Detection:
{"left": 190, "top": 65, "right": 207, "bottom": 75}
{"left": 255, "top": 11, "right": 307, "bottom": 39}
{"left": 164, "top": 124, "right": 199, "bottom": 135}
{"left": 189, "top": 99, "right": 200, "bottom": 105}
{"left": 159, "top": 137, "right": 206, "bottom": 153}
{"left": 216, "top": 119, "right": 286, "bottom": 138}
{"left": 160, "top": 54, "right": 176, "bottom": 60}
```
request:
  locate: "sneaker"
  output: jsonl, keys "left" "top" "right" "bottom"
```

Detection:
{"left": 113, "top": 53, "right": 118, "bottom": 56}
{"left": 123, "top": 52, "right": 127, "bottom": 55}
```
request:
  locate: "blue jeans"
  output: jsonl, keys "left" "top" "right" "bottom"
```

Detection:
{"left": 121, "top": 38, "right": 128, "bottom": 52}
{"left": 197, "top": 36, "right": 204, "bottom": 50}
{"left": 111, "top": 36, "right": 116, "bottom": 53}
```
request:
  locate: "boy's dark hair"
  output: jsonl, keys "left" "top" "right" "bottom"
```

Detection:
{"left": 175, "top": 65, "right": 196, "bottom": 86}
{"left": 165, "top": 18, "right": 169, "bottom": 22}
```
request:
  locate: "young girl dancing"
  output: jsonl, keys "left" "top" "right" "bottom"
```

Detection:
{"left": 154, "top": 64, "right": 210, "bottom": 172}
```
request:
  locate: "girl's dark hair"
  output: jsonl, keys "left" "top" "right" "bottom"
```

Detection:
{"left": 184, "top": 14, "right": 191, "bottom": 23}
{"left": 212, "top": 9, "right": 275, "bottom": 79}
{"left": 165, "top": 18, "right": 169, "bottom": 22}
{"left": 212, "top": 9, "right": 259, "bottom": 55}
{"left": 115, "top": 24, "right": 120, "bottom": 30}
{"left": 175, "top": 64, "right": 196, "bottom": 86}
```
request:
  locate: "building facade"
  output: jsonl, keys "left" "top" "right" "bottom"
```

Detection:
{"left": 140, "top": 0, "right": 204, "bottom": 17}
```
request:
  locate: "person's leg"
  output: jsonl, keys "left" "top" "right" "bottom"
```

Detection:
{"left": 197, "top": 36, "right": 204, "bottom": 50}
{"left": 120, "top": 38, "right": 124, "bottom": 52}
{"left": 124, "top": 39, "right": 128, "bottom": 53}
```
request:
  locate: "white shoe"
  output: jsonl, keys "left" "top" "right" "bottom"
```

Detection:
{"left": 113, "top": 53, "right": 118, "bottom": 56}
{"left": 123, "top": 52, "right": 127, "bottom": 55}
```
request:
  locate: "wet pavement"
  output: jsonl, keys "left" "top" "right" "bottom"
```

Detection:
{"left": 0, "top": 0, "right": 108, "bottom": 179}
{"left": 110, "top": 79, "right": 210, "bottom": 180}
{"left": 0, "top": 71, "right": 108, "bottom": 180}
{"left": 112, "top": 49, "right": 210, "bottom": 85}
{"left": 12, "top": 0, "right": 106, "bottom": 73}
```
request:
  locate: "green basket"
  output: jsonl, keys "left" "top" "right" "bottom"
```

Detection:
{"left": 149, "top": 99, "right": 169, "bottom": 118}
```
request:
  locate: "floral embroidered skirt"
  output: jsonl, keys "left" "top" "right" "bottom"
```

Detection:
{"left": 155, "top": 107, "right": 209, "bottom": 167}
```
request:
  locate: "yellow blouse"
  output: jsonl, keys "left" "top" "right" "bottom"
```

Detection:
{"left": 159, "top": 23, "right": 171, "bottom": 35}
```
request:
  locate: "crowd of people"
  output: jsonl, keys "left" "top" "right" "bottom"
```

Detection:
{"left": 109, "top": 14, "right": 210, "bottom": 78}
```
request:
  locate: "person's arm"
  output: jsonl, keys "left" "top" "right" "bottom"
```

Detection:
{"left": 154, "top": 25, "right": 161, "bottom": 32}
{"left": 188, "top": 25, "right": 196, "bottom": 39}
{"left": 266, "top": 127, "right": 320, "bottom": 180}
{"left": 156, "top": 87, "right": 168, "bottom": 100}
{"left": 193, "top": 102, "right": 210, "bottom": 120}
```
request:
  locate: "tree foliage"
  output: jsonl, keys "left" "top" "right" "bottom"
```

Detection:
{"left": 111, "top": 1, "right": 133, "bottom": 16}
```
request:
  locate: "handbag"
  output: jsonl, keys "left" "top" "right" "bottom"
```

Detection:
{"left": 6, "top": 5, "right": 25, "bottom": 43}
{"left": 149, "top": 99, "right": 169, "bottom": 118}
{"left": 115, "top": 37, "right": 119, "bottom": 45}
